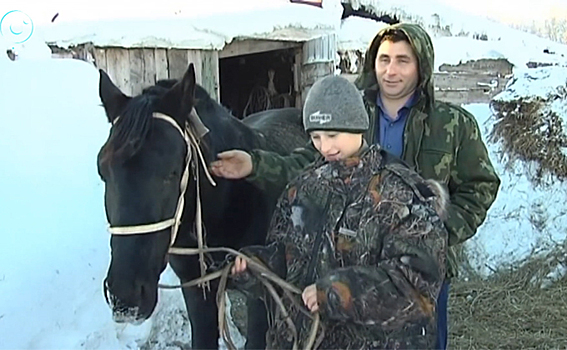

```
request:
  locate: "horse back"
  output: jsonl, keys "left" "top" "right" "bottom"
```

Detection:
{"left": 242, "top": 108, "right": 308, "bottom": 155}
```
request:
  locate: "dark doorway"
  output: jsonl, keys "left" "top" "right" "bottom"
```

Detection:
{"left": 220, "top": 48, "right": 297, "bottom": 119}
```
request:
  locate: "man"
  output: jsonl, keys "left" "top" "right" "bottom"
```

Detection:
{"left": 211, "top": 23, "right": 501, "bottom": 349}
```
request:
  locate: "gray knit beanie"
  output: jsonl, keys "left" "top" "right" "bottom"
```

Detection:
{"left": 303, "top": 75, "right": 369, "bottom": 133}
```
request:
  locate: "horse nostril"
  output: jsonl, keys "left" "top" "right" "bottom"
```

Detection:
{"left": 139, "top": 282, "right": 147, "bottom": 302}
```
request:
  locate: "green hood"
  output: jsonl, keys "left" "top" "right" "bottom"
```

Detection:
{"left": 354, "top": 23, "right": 435, "bottom": 113}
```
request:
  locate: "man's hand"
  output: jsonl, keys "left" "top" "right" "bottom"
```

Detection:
{"left": 210, "top": 150, "right": 253, "bottom": 179}
{"left": 302, "top": 284, "right": 319, "bottom": 312}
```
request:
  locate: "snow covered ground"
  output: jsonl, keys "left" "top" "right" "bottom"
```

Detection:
{"left": 0, "top": 34, "right": 245, "bottom": 350}
{"left": 0, "top": 51, "right": 116, "bottom": 349}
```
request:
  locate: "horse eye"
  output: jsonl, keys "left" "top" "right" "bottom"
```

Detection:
{"left": 164, "top": 171, "right": 178, "bottom": 183}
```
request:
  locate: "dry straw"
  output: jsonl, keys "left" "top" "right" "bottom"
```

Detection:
{"left": 449, "top": 247, "right": 567, "bottom": 349}
{"left": 489, "top": 93, "right": 567, "bottom": 185}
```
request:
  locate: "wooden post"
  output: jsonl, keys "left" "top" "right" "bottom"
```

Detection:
{"left": 201, "top": 51, "right": 220, "bottom": 102}
{"left": 301, "top": 34, "right": 336, "bottom": 106}
{"left": 294, "top": 48, "right": 302, "bottom": 109}
{"left": 93, "top": 48, "right": 107, "bottom": 72}
{"left": 155, "top": 49, "right": 169, "bottom": 81}
{"left": 187, "top": 50, "right": 203, "bottom": 85}
{"left": 141, "top": 48, "right": 156, "bottom": 90}
{"left": 168, "top": 49, "right": 189, "bottom": 81}
{"left": 129, "top": 49, "right": 144, "bottom": 95}
{"left": 106, "top": 48, "right": 131, "bottom": 95}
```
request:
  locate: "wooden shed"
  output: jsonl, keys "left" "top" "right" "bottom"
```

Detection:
{"left": 434, "top": 58, "right": 513, "bottom": 105}
{"left": 45, "top": 3, "right": 339, "bottom": 118}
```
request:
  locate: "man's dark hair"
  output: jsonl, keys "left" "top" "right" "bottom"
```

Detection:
{"left": 379, "top": 29, "right": 410, "bottom": 45}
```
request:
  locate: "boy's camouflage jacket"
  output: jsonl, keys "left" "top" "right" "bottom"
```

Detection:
{"left": 234, "top": 145, "right": 448, "bottom": 349}
{"left": 246, "top": 23, "right": 500, "bottom": 278}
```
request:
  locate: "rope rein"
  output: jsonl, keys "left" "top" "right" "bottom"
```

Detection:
{"left": 163, "top": 246, "right": 323, "bottom": 350}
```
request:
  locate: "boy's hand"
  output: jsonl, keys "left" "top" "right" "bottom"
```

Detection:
{"left": 231, "top": 256, "right": 248, "bottom": 275}
{"left": 302, "top": 284, "right": 319, "bottom": 312}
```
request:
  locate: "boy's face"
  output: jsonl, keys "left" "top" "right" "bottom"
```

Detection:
{"left": 374, "top": 39, "right": 419, "bottom": 102}
{"left": 310, "top": 131, "right": 363, "bottom": 161}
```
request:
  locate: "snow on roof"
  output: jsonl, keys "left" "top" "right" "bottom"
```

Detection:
{"left": 39, "top": 0, "right": 343, "bottom": 50}
{"left": 337, "top": 3, "right": 567, "bottom": 71}
{"left": 336, "top": 17, "right": 567, "bottom": 72}
{"left": 345, "top": 0, "right": 533, "bottom": 41}
{"left": 336, "top": 16, "right": 387, "bottom": 52}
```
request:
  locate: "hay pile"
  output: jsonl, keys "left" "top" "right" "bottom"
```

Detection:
{"left": 489, "top": 94, "right": 567, "bottom": 185}
{"left": 449, "top": 248, "right": 567, "bottom": 349}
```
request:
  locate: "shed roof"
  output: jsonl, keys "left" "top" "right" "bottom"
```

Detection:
{"left": 40, "top": 0, "right": 342, "bottom": 50}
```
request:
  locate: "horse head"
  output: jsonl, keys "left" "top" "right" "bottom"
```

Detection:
{"left": 97, "top": 64, "right": 198, "bottom": 323}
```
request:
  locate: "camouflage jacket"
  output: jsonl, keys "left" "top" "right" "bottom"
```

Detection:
{"left": 239, "top": 145, "right": 447, "bottom": 349}
{"left": 247, "top": 23, "right": 500, "bottom": 278}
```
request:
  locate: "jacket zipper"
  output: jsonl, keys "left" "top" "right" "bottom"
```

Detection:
{"left": 305, "top": 194, "right": 333, "bottom": 284}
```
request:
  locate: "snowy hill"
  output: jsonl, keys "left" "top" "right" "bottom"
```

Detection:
{"left": 337, "top": 12, "right": 567, "bottom": 70}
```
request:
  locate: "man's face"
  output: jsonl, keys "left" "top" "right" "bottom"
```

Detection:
{"left": 310, "top": 131, "right": 363, "bottom": 161}
{"left": 374, "top": 40, "right": 419, "bottom": 102}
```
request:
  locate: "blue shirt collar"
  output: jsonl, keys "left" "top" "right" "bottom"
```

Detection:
{"left": 376, "top": 91, "right": 418, "bottom": 116}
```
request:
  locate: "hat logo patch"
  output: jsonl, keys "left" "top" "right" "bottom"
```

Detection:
{"left": 309, "top": 111, "right": 332, "bottom": 124}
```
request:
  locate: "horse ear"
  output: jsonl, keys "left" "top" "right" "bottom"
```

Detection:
{"left": 178, "top": 63, "right": 196, "bottom": 100}
{"left": 99, "top": 69, "right": 131, "bottom": 123}
{"left": 160, "top": 63, "right": 196, "bottom": 122}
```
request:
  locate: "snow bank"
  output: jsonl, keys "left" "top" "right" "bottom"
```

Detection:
{"left": 463, "top": 67, "right": 567, "bottom": 276}
{"left": 0, "top": 56, "right": 112, "bottom": 349}
{"left": 0, "top": 51, "right": 246, "bottom": 349}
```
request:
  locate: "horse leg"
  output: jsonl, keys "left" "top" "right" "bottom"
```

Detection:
{"left": 245, "top": 297, "right": 268, "bottom": 350}
{"left": 171, "top": 255, "right": 220, "bottom": 350}
{"left": 181, "top": 286, "right": 220, "bottom": 350}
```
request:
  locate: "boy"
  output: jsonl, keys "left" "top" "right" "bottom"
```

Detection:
{"left": 228, "top": 75, "right": 448, "bottom": 349}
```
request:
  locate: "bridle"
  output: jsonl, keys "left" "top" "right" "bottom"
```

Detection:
{"left": 106, "top": 110, "right": 216, "bottom": 283}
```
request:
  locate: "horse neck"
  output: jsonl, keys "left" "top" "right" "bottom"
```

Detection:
{"left": 181, "top": 88, "right": 248, "bottom": 222}
{"left": 192, "top": 86, "right": 261, "bottom": 155}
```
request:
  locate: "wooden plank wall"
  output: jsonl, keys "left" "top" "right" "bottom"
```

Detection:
{"left": 93, "top": 47, "right": 219, "bottom": 101}
{"left": 299, "top": 34, "right": 337, "bottom": 105}
{"left": 200, "top": 51, "right": 220, "bottom": 103}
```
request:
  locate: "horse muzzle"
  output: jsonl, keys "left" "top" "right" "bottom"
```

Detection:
{"left": 103, "top": 277, "right": 156, "bottom": 324}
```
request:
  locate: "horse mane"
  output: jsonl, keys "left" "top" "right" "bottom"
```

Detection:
{"left": 100, "top": 94, "right": 158, "bottom": 164}
{"left": 101, "top": 78, "right": 258, "bottom": 165}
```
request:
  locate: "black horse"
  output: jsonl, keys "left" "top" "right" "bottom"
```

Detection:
{"left": 97, "top": 63, "right": 308, "bottom": 349}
